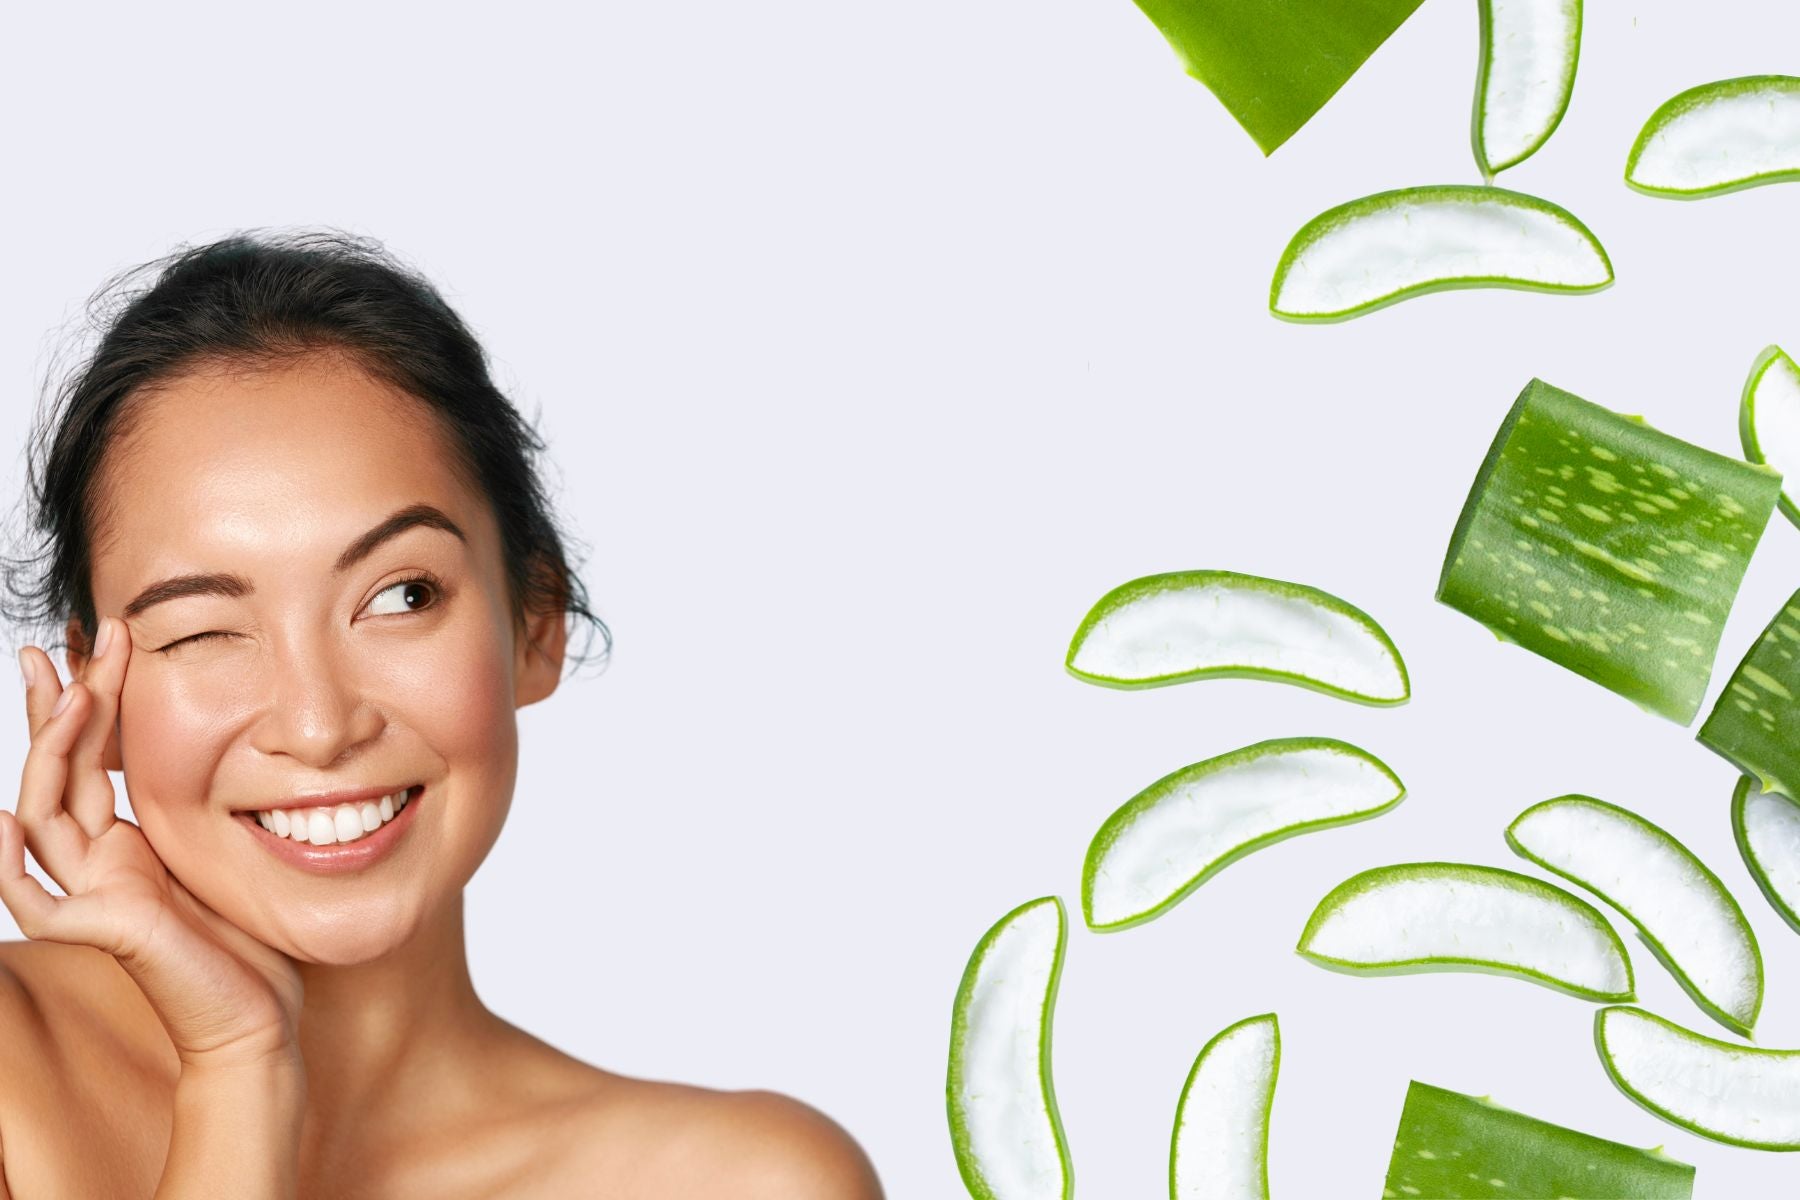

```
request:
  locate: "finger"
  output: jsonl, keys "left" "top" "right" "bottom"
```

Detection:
{"left": 14, "top": 679, "right": 96, "bottom": 891}
{"left": 64, "top": 617, "right": 126, "bottom": 836}
{"left": 0, "top": 810, "right": 117, "bottom": 951}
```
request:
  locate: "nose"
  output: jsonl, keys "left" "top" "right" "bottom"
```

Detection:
{"left": 247, "top": 631, "right": 386, "bottom": 768}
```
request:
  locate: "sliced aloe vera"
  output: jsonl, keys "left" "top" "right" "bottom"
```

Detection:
{"left": 1297, "top": 861, "right": 1633, "bottom": 1001}
{"left": 1438, "top": 378, "right": 1783, "bottom": 723}
{"left": 1626, "top": 75, "right": 1800, "bottom": 199}
{"left": 1506, "top": 794, "right": 1762, "bottom": 1036}
{"left": 1699, "top": 588, "right": 1800, "bottom": 803}
{"left": 1472, "top": 0, "right": 1582, "bottom": 179}
{"left": 1740, "top": 344, "right": 1800, "bottom": 527}
{"left": 1269, "top": 185, "right": 1611, "bottom": 322}
{"left": 947, "top": 896, "right": 1072, "bottom": 1199}
{"left": 1597, "top": 1005, "right": 1800, "bottom": 1149}
{"left": 1128, "top": 0, "right": 1426, "bottom": 155}
{"left": 1732, "top": 775, "right": 1800, "bottom": 935}
{"left": 1170, "top": 1013, "right": 1278, "bottom": 1200}
{"left": 1084, "top": 737, "right": 1405, "bottom": 932}
{"left": 1383, "top": 1080, "right": 1694, "bottom": 1199}
{"left": 1064, "top": 570, "right": 1408, "bottom": 704}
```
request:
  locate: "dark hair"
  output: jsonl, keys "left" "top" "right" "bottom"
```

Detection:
{"left": 1, "top": 227, "right": 610, "bottom": 676}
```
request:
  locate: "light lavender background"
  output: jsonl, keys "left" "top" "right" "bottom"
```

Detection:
{"left": 3, "top": 2, "right": 1800, "bottom": 1196}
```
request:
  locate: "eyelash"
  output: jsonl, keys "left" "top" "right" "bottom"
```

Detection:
{"left": 157, "top": 572, "right": 446, "bottom": 653}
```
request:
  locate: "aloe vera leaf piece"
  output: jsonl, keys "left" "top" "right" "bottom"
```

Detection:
{"left": 1596, "top": 1005, "right": 1800, "bottom": 1149}
{"left": 1382, "top": 1080, "right": 1695, "bottom": 1199}
{"left": 1506, "top": 794, "right": 1762, "bottom": 1037}
{"left": 1626, "top": 75, "right": 1800, "bottom": 199}
{"left": 1128, "top": 0, "right": 1425, "bottom": 156}
{"left": 1740, "top": 344, "right": 1800, "bottom": 528}
{"left": 1296, "top": 861, "right": 1634, "bottom": 1002}
{"left": 947, "top": 896, "right": 1072, "bottom": 1199}
{"left": 1064, "top": 570, "right": 1409, "bottom": 704}
{"left": 1698, "top": 588, "right": 1800, "bottom": 803}
{"left": 1733, "top": 775, "right": 1800, "bottom": 936}
{"left": 1170, "top": 1013, "right": 1279, "bottom": 1200}
{"left": 1472, "top": 0, "right": 1582, "bottom": 179}
{"left": 1437, "top": 378, "right": 1783, "bottom": 724}
{"left": 1269, "top": 186, "right": 1612, "bottom": 322}
{"left": 1084, "top": 737, "right": 1405, "bottom": 932}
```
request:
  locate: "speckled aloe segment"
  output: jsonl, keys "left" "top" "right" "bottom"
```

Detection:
{"left": 1438, "top": 378, "right": 1782, "bottom": 723}
{"left": 1382, "top": 1080, "right": 1695, "bottom": 1199}
{"left": 1170, "top": 1013, "right": 1278, "bottom": 1200}
{"left": 1269, "top": 186, "right": 1611, "bottom": 322}
{"left": 1740, "top": 344, "right": 1800, "bottom": 527}
{"left": 1596, "top": 1006, "right": 1800, "bottom": 1150}
{"left": 1699, "top": 588, "right": 1800, "bottom": 803}
{"left": 1732, "top": 775, "right": 1800, "bottom": 936}
{"left": 1064, "top": 570, "right": 1409, "bottom": 704}
{"left": 1127, "top": 0, "right": 1425, "bottom": 155}
{"left": 1506, "top": 794, "right": 1762, "bottom": 1037}
{"left": 1083, "top": 737, "right": 1405, "bottom": 932}
{"left": 1473, "top": 0, "right": 1582, "bottom": 179}
{"left": 1626, "top": 75, "right": 1800, "bottom": 198}
{"left": 947, "top": 896, "right": 1072, "bottom": 1199}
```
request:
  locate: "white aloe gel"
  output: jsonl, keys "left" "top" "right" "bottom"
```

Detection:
{"left": 1598, "top": 1006, "right": 1800, "bottom": 1149}
{"left": 1735, "top": 777, "right": 1800, "bottom": 931}
{"left": 1628, "top": 77, "right": 1800, "bottom": 196}
{"left": 1507, "top": 795, "right": 1760, "bottom": 1035}
{"left": 1171, "top": 1014, "right": 1278, "bottom": 1200}
{"left": 1475, "top": 0, "right": 1581, "bottom": 176}
{"left": 1742, "top": 345, "right": 1800, "bottom": 525}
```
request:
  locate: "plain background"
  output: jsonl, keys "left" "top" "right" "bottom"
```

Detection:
{"left": 3, "top": 2, "right": 1800, "bottom": 1195}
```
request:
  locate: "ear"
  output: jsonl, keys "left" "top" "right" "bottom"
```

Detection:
{"left": 64, "top": 616, "right": 125, "bottom": 772}
{"left": 513, "top": 601, "right": 568, "bottom": 709}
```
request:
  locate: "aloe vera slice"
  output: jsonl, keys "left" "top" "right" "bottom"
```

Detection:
{"left": 1506, "top": 794, "right": 1762, "bottom": 1036}
{"left": 1296, "top": 862, "right": 1633, "bottom": 1001}
{"left": 1269, "top": 185, "right": 1612, "bottom": 322}
{"left": 1596, "top": 1005, "right": 1800, "bottom": 1149}
{"left": 1472, "top": 0, "right": 1582, "bottom": 179}
{"left": 1626, "top": 75, "right": 1800, "bottom": 199}
{"left": 1732, "top": 775, "right": 1800, "bottom": 935}
{"left": 1084, "top": 738, "right": 1405, "bottom": 932}
{"left": 1128, "top": 0, "right": 1426, "bottom": 155}
{"left": 1064, "top": 570, "right": 1408, "bottom": 704}
{"left": 1699, "top": 588, "right": 1800, "bottom": 803}
{"left": 1382, "top": 1080, "right": 1695, "bottom": 1199}
{"left": 1170, "top": 1013, "right": 1278, "bottom": 1200}
{"left": 1740, "top": 344, "right": 1800, "bottom": 527}
{"left": 947, "top": 896, "right": 1072, "bottom": 1198}
{"left": 1438, "top": 378, "right": 1783, "bottom": 723}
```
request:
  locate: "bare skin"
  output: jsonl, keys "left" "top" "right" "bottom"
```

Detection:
{"left": 0, "top": 352, "right": 881, "bottom": 1198}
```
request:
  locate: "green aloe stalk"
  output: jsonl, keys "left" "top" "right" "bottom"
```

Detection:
{"left": 1698, "top": 588, "right": 1800, "bottom": 802}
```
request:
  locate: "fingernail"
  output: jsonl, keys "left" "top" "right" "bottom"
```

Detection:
{"left": 95, "top": 619, "right": 114, "bottom": 658}
{"left": 51, "top": 684, "right": 75, "bottom": 717}
{"left": 18, "top": 650, "right": 35, "bottom": 690}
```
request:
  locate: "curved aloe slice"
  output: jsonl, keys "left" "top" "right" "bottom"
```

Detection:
{"left": 1065, "top": 570, "right": 1408, "bottom": 704}
{"left": 1626, "top": 75, "right": 1800, "bottom": 199}
{"left": 1472, "top": 0, "right": 1582, "bottom": 179}
{"left": 1740, "top": 344, "right": 1800, "bottom": 527}
{"left": 1596, "top": 1005, "right": 1800, "bottom": 1149}
{"left": 1733, "top": 775, "right": 1800, "bottom": 935}
{"left": 1506, "top": 794, "right": 1762, "bottom": 1036}
{"left": 1170, "top": 1013, "right": 1278, "bottom": 1200}
{"left": 1698, "top": 588, "right": 1800, "bottom": 802}
{"left": 1438, "top": 378, "right": 1783, "bottom": 723}
{"left": 1269, "top": 185, "right": 1611, "bottom": 322}
{"left": 1384, "top": 1080, "right": 1695, "bottom": 1199}
{"left": 1297, "top": 862, "right": 1633, "bottom": 1001}
{"left": 947, "top": 897, "right": 1072, "bottom": 1198}
{"left": 1084, "top": 738, "right": 1405, "bottom": 932}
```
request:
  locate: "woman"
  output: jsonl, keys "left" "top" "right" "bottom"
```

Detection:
{"left": 0, "top": 231, "right": 883, "bottom": 1198}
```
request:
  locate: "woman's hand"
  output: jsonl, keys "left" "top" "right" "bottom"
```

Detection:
{"left": 0, "top": 615, "right": 305, "bottom": 1070}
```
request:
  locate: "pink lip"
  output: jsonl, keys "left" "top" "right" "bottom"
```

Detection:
{"left": 238, "top": 784, "right": 424, "bottom": 874}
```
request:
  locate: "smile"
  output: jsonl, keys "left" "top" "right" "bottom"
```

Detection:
{"left": 237, "top": 784, "right": 425, "bottom": 873}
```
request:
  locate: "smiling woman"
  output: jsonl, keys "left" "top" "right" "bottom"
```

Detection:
{"left": 0, "top": 230, "right": 882, "bottom": 1198}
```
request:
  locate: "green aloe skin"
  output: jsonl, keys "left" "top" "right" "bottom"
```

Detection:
{"left": 1438, "top": 378, "right": 1783, "bottom": 723}
{"left": 1699, "top": 588, "right": 1800, "bottom": 802}
{"left": 1732, "top": 775, "right": 1800, "bottom": 935}
{"left": 1626, "top": 75, "right": 1800, "bottom": 199}
{"left": 1382, "top": 1080, "right": 1695, "bottom": 1199}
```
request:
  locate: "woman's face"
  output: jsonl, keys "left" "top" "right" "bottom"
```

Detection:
{"left": 72, "top": 352, "right": 563, "bottom": 965}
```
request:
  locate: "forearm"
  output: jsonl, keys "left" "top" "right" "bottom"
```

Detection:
{"left": 152, "top": 1056, "right": 305, "bottom": 1200}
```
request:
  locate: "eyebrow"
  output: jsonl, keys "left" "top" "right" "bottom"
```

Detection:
{"left": 121, "top": 503, "right": 467, "bottom": 621}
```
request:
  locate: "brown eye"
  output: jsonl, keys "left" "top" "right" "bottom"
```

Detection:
{"left": 365, "top": 575, "right": 442, "bottom": 617}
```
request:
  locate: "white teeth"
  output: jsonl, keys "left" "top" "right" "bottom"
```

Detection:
{"left": 251, "top": 788, "right": 412, "bottom": 847}
{"left": 360, "top": 802, "right": 381, "bottom": 833}
{"left": 272, "top": 809, "right": 291, "bottom": 838}
{"left": 308, "top": 810, "right": 337, "bottom": 845}
{"left": 379, "top": 793, "right": 395, "bottom": 823}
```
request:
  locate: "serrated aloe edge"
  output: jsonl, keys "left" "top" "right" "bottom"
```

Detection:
{"left": 947, "top": 896, "right": 1072, "bottom": 1199}
{"left": 1698, "top": 587, "right": 1800, "bottom": 803}
{"left": 1740, "top": 344, "right": 1800, "bottom": 528}
{"left": 1596, "top": 1006, "right": 1800, "bottom": 1150}
{"left": 1626, "top": 75, "right": 1800, "bottom": 199}
{"left": 1732, "top": 775, "right": 1800, "bottom": 936}
{"left": 1064, "top": 569, "right": 1409, "bottom": 704}
{"left": 1169, "top": 1013, "right": 1278, "bottom": 1200}
{"left": 1472, "top": 0, "right": 1582, "bottom": 180}
{"left": 1269, "top": 185, "right": 1612, "bottom": 322}
{"left": 1083, "top": 737, "right": 1405, "bottom": 932}
{"left": 1506, "top": 793, "right": 1762, "bottom": 1037}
